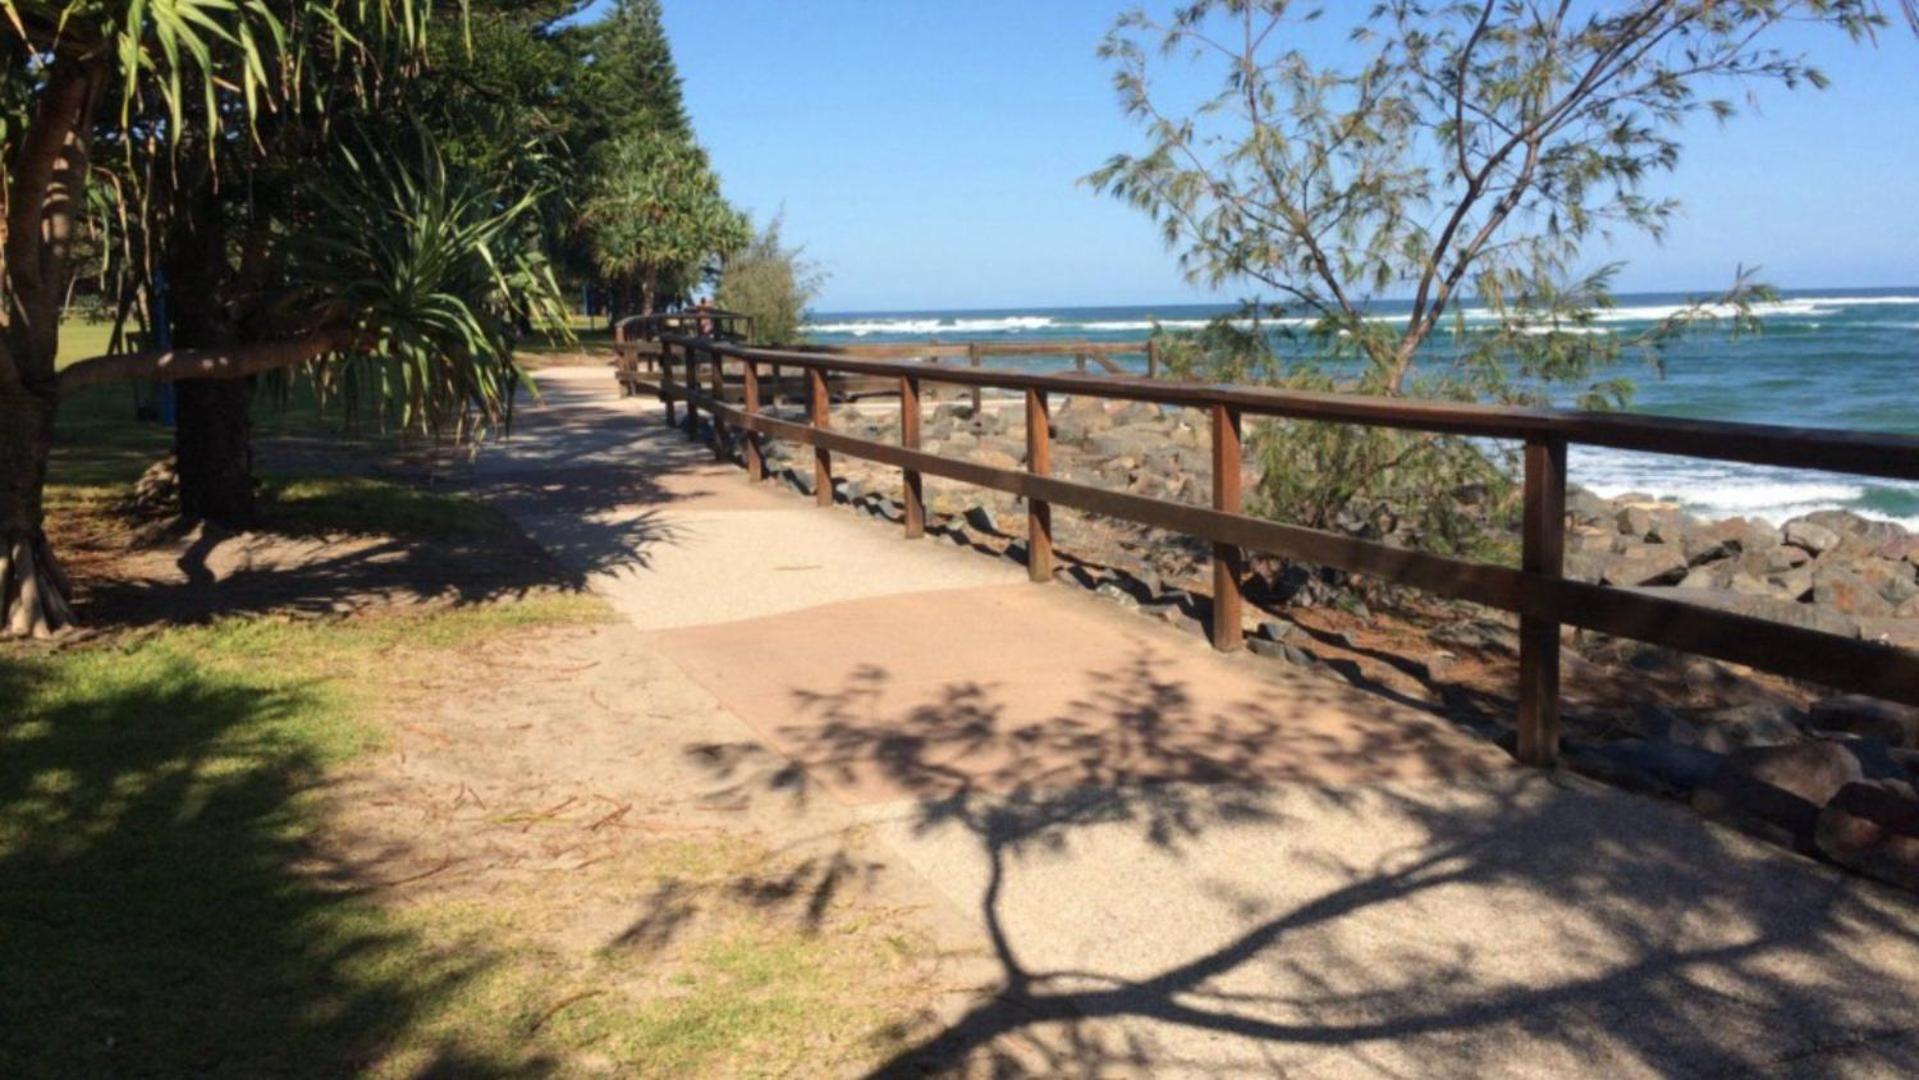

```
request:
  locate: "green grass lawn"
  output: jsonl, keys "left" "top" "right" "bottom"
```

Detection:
{"left": 54, "top": 317, "right": 117, "bottom": 370}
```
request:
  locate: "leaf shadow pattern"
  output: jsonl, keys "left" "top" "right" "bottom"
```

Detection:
{"left": 79, "top": 525, "right": 593, "bottom": 629}
{"left": 680, "top": 650, "right": 1919, "bottom": 1076}
{"left": 0, "top": 651, "right": 543, "bottom": 1076}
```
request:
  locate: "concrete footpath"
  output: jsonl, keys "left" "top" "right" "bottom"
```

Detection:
{"left": 477, "top": 365, "right": 1919, "bottom": 1076}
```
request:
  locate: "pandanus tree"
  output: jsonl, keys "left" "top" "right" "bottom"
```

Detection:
{"left": 580, "top": 127, "right": 748, "bottom": 318}
{"left": 1, "top": 2, "right": 566, "bottom": 637}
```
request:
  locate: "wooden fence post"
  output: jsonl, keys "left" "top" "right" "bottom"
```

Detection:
{"left": 613, "top": 320, "right": 629, "bottom": 398}
{"left": 969, "top": 343, "right": 983, "bottom": 413}
{"left": 1025, "top": 388, "right": 1053, "bottom": 582}
{"left": 707, "top": 347, "right": 728, "bottom": 460}
{"left": 683, "top": 345, "right": 699, "bottom": 440}
{"left": 1075, "top": 352, "right": 1087, "bottom": 374}
{"left": 1146, "top": 339, "right": 1159, "bottom": 380}
{"left": 809, "top": 366, "right": 832, "bottom": 507}
{"left": 1518, "top": 437, "right": 1568, "bottom": 766}
{"left": 900, "top": 374, "right": 925, "bottom": 538}
{"left": 661, "top": 341, "right": 678, "bottom": 427}
{"left": 1211, "top": 404, "right": 1245, "bottom": 651}
{"left": 743, "top": 359, "right": 764, "bottom": 482}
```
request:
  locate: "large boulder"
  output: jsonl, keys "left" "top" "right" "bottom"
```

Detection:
{"left": 1564, "top": 550, "right": 1615, "bottom": 584}
{"left": 1861, "top": 558, "right": 1919, "bottom": 607}
{"left": 1602, "top": 544, "right": 1689, "bottom": 587}
{"left": 1814, "top": 779, "right": 1919, "bottom": 894}
{"left": 1706, "top": 516, "right": 1781, "bottom": 554}
{"left": 1564, "top": 738, "right": 1724, "bottom": 797}
{"left": 1800, "top": 509, "right": 1906, "bottom": 545}
{"left": 941, "top": 430, "right": 980, "bottom": 455}
{"left": 1623, "top": 586, "right": 1860, "bottom": 638}
{"left": 1053, "top": 397, "right": 1114, "bottom": 442}
{"left": 1692, "top": 702, "right": 1807, "bottom": 752}
{"left": 1783, "top": 518, "right": 1842, "bottom": 556}
{"left": 1810, "top": 564, "right": 1898, "bottom": 617}
{"left": 1693, "top": 739, "right": 1873, "bottom": 848}
{"left": 1087, "top": 428, "right": 1159, "bottom": 461}
{"left": 1857, "top": 617, "right": 1919, "bottom": 652}
{"left": 1809, "top": 695, "right": 1919, "bottom": 749}
{"left": 1875, "top": 534, "right": 1918, "bottom": 563}
{"left": 1738, "top": 545, "right": 1808, "bottom": 578}
{"left": 1566, "top": 487, "right": 1614, "bottom": 526}
{"left": 1615, "top": 502, "right": 1692, "bottom": 543}
{"left": 1768, "top": 566, "right": 1814, "bottom": 602}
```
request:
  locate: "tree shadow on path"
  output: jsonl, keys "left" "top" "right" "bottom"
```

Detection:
{"left": 682, "top": 652, "right": 1919, "bottom": 1076}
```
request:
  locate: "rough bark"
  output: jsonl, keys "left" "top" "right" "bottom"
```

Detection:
{"left": 166, "top": 199, "right": 255, "bottom": 525}
{"left": 0, "top": 58, "right": 98, "bottom": 638}
{"left": 57, "top": 330, "right": 350, "bottom": 390}
{"left": 174, "top": 377, "right": 260, "bottom": 524}
{"left": 641, "top": 268, "right": 659, "bottom": 317}
{"left": 0, "top": 388, "right": 74, "bottom": 637}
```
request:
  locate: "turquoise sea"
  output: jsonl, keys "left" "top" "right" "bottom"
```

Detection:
{"left": 802, "top": 288, "right": 1919, "bottom": 528}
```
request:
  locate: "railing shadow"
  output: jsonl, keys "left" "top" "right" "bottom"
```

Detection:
{"left": 677, "top": 652, "right": 1919, "bottom": 1075}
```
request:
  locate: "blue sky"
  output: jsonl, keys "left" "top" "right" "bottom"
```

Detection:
{"left": 641, "top": 2, "right": 1919, "bottom": 313}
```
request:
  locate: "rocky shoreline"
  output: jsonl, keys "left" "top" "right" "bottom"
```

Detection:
{"left": 743, "top": 390, "right": 1919, "bottom": 895}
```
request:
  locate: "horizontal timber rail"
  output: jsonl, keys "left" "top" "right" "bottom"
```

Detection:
{"left": 611, "top": 332, "right": 1162, "bottom": 405}
{"left": 644, "top": 331, "right": 1919, "bottom": 764}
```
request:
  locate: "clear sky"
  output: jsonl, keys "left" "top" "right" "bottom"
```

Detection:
{"left": 639, "top": 2, "right": 1919, "bottom": 313}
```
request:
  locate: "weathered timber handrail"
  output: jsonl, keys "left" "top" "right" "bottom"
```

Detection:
{"left": 642, "top": 332, "right": 1919, "bottom": 764}
{"left": 615, "top": 310, "right": 756, "bottom": 343}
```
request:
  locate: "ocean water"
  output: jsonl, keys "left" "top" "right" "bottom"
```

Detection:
{"left": 801, "top": 288, "right": 1919, "bottom": 529}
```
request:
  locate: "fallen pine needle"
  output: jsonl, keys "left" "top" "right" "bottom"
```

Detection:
{"left": 529, "top": 990, "right": 607, "bottom": 1035}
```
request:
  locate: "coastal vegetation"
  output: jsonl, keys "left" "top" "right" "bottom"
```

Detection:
{"left": 1, "top": 0, "right": 758, "bottom": 638}
{"left": 715, "top": 213, "right": 826, "bottom": 346}
{"left": 1092, "top": 0, "right": 1895, "bottom": 556}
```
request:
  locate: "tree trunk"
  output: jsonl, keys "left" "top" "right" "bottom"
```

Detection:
{"left": 166, "top": 192, "right": 257, "bottom": 526}
{"left": 174, "top": 377, "right": 259, "bottom": 525}
{"left": 0, "top": 386, "right": 75, "bottom": 637}
{"left": 640, "top": 269, "right": 659, "bottom": 316}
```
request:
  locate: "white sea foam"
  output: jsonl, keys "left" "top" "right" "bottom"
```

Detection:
{"left": 801, "top": 315, "right": 1059, "bottom": 336}
{"left": 1077, "top": 318, "right": 1210, "bottom": 332}
{"left": 1570, "top": 445, "right": 1919, "bottom": 529}
{"left": 1792, "top": 294, "right": 1919, "bottom": 307}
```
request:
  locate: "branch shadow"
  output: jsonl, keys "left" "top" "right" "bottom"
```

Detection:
{"left": 75, "top": 520, "right": 592, "bottom": 629}
{"left": 678, "top": 651, "right": 1919, "bottom": 1076}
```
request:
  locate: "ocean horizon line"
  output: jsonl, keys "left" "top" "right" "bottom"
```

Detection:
{"left": 804, "top": 284, "right": 1919, "bottom": 326}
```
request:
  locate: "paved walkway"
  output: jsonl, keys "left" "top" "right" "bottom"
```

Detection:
{"left": 478, "top": 365, "right": 1919, "bottom": 1076}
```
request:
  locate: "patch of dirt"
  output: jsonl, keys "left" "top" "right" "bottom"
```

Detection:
{"left": 310, "top": 619, "right": 989, "bottom": 1072}
{"left": 46, "top": 491, "right": 572, "bottom": 634}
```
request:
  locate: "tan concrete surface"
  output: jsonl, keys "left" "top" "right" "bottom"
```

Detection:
{"left": 657, "top": 583, "right": 1511, "bottom": 802}
{"left": 476, "top": 365, "right": 1919, "bottom": 1076}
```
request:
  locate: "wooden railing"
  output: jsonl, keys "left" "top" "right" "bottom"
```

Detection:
{"left": 615, "top": 310, "right": 756, "bottom": 343}
{"left": 611, "top": 321, "right": 1160, "bottom": 410}
{"left": 630, "top": 331, "right": 1919, "bottom": 766}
